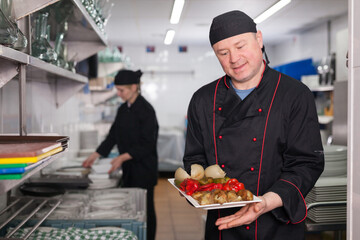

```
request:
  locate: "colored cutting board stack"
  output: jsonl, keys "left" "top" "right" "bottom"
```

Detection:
{"left": 0, "top": 136, "right": 69, "bottom": 180}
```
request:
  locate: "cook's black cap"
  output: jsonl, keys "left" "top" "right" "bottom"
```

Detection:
{"left": 114, "top": 69, "right": 142, "bottom": 85}
{"left": 209, "top": 10, "right": 257, "bottom": 46}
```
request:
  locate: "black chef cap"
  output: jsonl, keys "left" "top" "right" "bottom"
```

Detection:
{"left": 114, "top": 69, "right": 142, "bottom": 85}
{"left": 209, "top": 10, "right": 257, "bottom": 46}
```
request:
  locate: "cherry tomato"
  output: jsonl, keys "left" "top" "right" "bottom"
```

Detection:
{"left": 222, "top": 182, "right": 231, "bottom": 191}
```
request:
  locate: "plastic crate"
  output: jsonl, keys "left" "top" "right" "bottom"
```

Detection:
{"left": 2, "top": 218, "right": 146, "bottom": 240}
{"left": 1, "top": 188, "right": 147, "bottom": 240}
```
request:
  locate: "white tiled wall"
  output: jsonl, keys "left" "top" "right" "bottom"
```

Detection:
{"left": 267, "top": 14, "right": 348, "bottom": 67}
{"left": 122, "top": 44, "right": 223, "bottom": 129}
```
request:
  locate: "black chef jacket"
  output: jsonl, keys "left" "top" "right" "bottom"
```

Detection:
{"left": 183, "top": 64, "right": 324, "bottom": 240}
{"left": 97, "top": 95, "right": 159, "bottom": 189}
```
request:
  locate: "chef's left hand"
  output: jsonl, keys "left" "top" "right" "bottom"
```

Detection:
{"left": 108, "top": 156, "right": 124, "bottom": 173}
{"left": 215, "top": 192, "right": 283, "bottom": 230}
{"left": 108, "top": 152, "right": 132, "bottom": 173}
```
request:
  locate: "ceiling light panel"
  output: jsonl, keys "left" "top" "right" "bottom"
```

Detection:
{"left": 254, "top": 0, "right": 291, "bottom": 24}
{"left": 164, "top": 29, "right": 176, "bottom": 45}
{"left": 170, "top": 0, "right": 185, "bottom": 24}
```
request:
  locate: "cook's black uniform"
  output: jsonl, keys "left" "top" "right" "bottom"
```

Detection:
{"left": 183, "top": 64, "right": 324, "bottom": 240}
{"left": 96, "top": 95, "right": 159, "bottom": 240}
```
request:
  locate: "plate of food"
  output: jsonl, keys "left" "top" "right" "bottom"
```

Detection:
{"left": 168, "top": 164, "right": 261, "bottom": 210}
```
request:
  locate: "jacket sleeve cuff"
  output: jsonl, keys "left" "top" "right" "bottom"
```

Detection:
{"left": 127, "top": 149, "right": 138, "bottom": 160}
{"left": 96, "top": 143, "right": 113, "bottom": 158}
{"left": 268, "top": 179, "right": 308, "bottom": 224}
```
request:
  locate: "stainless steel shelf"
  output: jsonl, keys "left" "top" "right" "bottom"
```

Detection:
{"left": 70, "top": 0, "right": 107, "bottom": 45}
{"left": 13, "top": 0, "right": 60, "bottom": 20}
{"left": 98, "top": 62, "right": 124, "bottom": 77}
{"left": 62, "top": 0, "right": 108, "bottom": 62}
{"left": 0, "top": 45, "right": 87, "bottom": 86}
{"left": 28, "top": 57, "right": 87, "bottom": 84}
{"left": 0, "top": 45, "right": 28, "bottom": 64}
{"left": 90, "top": 88, "right": 117, "bottom": 105}
{"left": 0, "top": 152, "right": 64, "bottom": 195}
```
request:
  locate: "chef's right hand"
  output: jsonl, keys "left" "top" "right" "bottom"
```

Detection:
{"left": 82, "top": 152, "right": 100, "bottom": 168}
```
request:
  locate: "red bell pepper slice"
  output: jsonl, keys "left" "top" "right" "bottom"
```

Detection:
{"left": 225, "top": 178, "right": 245, "bottom": 192}
{"left": 197, "top": 183, "right": 216, "bottom": 191}
{"left": 179, "top": 179, "right": 200, "bottom": 195}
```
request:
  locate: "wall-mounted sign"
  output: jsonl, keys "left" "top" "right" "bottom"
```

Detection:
{"left": 179, "top": 45, "right": 187, "bottom": 53}
{"left": 146, "top": 46, "right": 155, "bottom": 53}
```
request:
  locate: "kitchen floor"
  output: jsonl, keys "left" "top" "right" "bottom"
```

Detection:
{"left": 154, "top": 177, "right": 344, "bottom": 240}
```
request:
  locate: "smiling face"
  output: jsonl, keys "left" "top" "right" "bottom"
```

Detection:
{"left": 213, "top": 31, "right": 265, "bottom": 89}
{"left": 115, "top": 84, "right": 139, "bottom": 103}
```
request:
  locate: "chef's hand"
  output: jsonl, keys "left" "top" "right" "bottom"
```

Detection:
{"left": 215, "top": 192, "right": 283, "bottom": 230}
{"left": 82, "top": 152, "right": 100, "bottom": 168}
{"left": 108, "top": 152, "right": 132, "bottom": 173}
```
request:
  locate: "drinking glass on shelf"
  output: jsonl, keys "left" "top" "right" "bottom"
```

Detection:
{"left": 0, "top": 7, "right": 17, "bottom": 46}
{"left": 31, "top": 12, "right": 57, "bottom": 63}
{"left": 0, "top": 0, "right": 27, "bottom": 50}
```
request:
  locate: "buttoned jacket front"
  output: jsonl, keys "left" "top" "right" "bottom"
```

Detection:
{"left": 183, "top": 64, "right": 324, "bottom": 240}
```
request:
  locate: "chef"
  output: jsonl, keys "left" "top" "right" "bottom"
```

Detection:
{"left": 183, "top": 10, "right": 324, "bottom": 240}
{"left": 83, "top": 69, "right": 159, "bottom": 240}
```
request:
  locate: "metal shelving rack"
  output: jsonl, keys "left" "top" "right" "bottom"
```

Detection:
{"left": 0, "top": 0, "right": 108, "bottom": 237}
{"left": 0, "top": 197, "right": 62, "bottom": 240}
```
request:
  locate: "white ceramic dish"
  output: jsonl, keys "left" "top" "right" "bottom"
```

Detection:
{"left": 314, "top": 176, "right": 347, "bottom": 187}
{"left": 88, "top": 179, "right": 118, "bottom": 189}
{"left": 57, "top": 200, "right": 83, "bottom": 209}
{"left": 90, "top": 199, "right": 126, "bottom": 210}
{"left": 63, "top": 193, "right": 89, "bottom": 201}
{"left": 92, "top": 163, "right": 112, "bottom": 174}
{"left": 93, "top": 192, "right": 129, "bottom": 201}
{"left": 86, "top": 210, "right": 129, "bottom": 219}
{"left": 323, "top": 145, "right": 347, "bottom": 153}
{"left": 168, "top": 178, "right": 261, "bottom": 210}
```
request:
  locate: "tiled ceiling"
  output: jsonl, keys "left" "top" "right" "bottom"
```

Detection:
{"left": 105, "top": 0, "right": 348, "bottom": 47}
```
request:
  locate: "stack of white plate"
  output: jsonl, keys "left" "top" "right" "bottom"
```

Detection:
{"left": 306, "top": 176, "right": 347, "bottom": 223}
{"left": 321, "top": 145, "right": 347, "bottom": 177}
{"left": 88, "top": 178, "right": 118, "bottom": 189}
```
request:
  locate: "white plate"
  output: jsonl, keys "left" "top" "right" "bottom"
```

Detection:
{"left": 168, "top": 178, "right": 261, "bottom": 210}
{"left": 57, "top": 200, "right": 83, "bottom": 209}
{"left": 86, "top": 210, "right": 129, "bottom": 219}
{"left": 90, "top": 199, "right": 126, "bottom": 210}
{"left": 92, "top": 163, "right": 112, "bottom": 174}
{"left": 93, "top": 192, "right": 129, "bottom": 201}
{"left": 63, "top": 193, "right": 89, "bottom": 201}
{"left": 323, "top": 145, "right": 347, "bottom": 153}
{"left": 314, "top": 176, "right": 347, "bottom": 187}
{"left": 88, "top": 179, "right": 118, "bottom": 189}
{"left": 88, "top": 173, "right": 110, "bottom": 180}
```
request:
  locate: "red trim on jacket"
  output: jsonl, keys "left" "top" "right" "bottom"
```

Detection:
{"left": 255, "top": 73, "right": 281, "bottom": 240}
{"left": 223, "top": 77, "right": 230, "bottom": 89}
{"left": 213, "top": 77, "right": 225, "bottom": 240}
{"left": 256, "top": 60, "right": 267, "bottom": 88}
{"left": 256, "top": 73, "right": 281, "bottom": 195}
{"left": 213, "top": 77, "right": 224, "bottom": 165}
{"left": 280, "top": 179, "right": 308, "bottom": 224}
